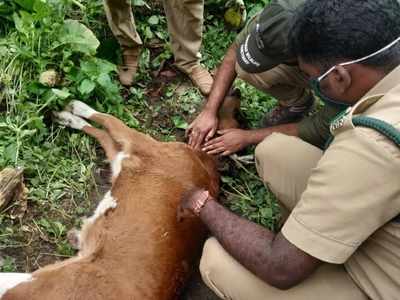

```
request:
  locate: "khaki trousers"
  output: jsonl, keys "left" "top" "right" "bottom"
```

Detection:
{"left": 103, "top": 0, "right": 204, "bottom": 70}
{"left": 236, "top": 62, "right": 311, "bottom": 107}
{"left": 199, "top": 134, "right": 369, "bottom": 300}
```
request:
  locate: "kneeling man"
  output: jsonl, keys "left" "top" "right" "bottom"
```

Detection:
{"left": 180, "top": 0, "right": 400, "bottom": 299}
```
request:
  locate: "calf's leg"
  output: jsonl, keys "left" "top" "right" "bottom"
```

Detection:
{"left": 66, "top": 100, "right": 155, "bottom": 153}
{"left": 54, "top": 111, "right": 119, "bottom": 161}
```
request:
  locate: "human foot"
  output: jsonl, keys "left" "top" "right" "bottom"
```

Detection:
{"left": 118, "top": 47, "right": 141, "bottom": 86}
{"left": 179, "top": 64, "right": 214, "bottom": 96}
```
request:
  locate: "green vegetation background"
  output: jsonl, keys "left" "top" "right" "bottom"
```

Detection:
{"left": 0, "top": 0, "right": 279, "bottom": 272}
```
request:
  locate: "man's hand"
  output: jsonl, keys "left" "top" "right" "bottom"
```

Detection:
{"left": 177, "top": 188, "right": 212, "bottom": 222}
{"left": 186, "top": 44, "right": 240, "bottom": 150}
{"left": 187, "top": 109, "right": 219, "bottom": 150}
{"left": 202, "top": 129, "right": 251, "bottom": 156}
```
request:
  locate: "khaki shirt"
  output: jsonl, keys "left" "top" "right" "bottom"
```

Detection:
{"left": 282, "top": 65, "right": 400, "bottom": 300}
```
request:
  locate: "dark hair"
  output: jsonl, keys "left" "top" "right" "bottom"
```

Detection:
{"left": 289, "top": 0, "right": 400, "bottom": 73}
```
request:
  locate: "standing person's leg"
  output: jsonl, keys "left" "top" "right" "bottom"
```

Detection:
{"left": 199, "top": 134, "right": 368, "bottom": 300}
{"left": 104, "top": 0, "right": 142, "bottom": 47}
{"left": 163, "top": 0, "right": 213, "bottom": 96}
{"left": 104, "top": 0, "right": 142, "bottom": 86}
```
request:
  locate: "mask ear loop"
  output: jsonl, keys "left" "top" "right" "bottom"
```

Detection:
{"left": 318, "top": 36, "right": 400, "bottom": 82}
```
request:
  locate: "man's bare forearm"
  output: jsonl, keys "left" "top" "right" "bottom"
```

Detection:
{"left": 200, "top": 199, "right": 320, "bottom": 289}
{"left": 200, "top": 200, "right": 276, "bottom": 281}
{"left": 244, "top": 123, "right": 299, "bottom": 146}
{"left": 204, "top": 44, "right": 238, "bottom": 114}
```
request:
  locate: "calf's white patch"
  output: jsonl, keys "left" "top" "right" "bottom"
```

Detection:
{"left": 85, "top": 191, "right": 117, "bottom": 227}
{"left": 0, "top": 273, "right": 32, "bottom": 297}
{"left": 77, "top": 191, "right": 118, "bottom": 253}
{"left": 111, "top": 152, "right": 129, "bottom": 179}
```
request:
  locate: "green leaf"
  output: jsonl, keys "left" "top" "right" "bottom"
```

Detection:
{"left": 38, "top": 218, "right": 50, "bottom": 230}
{"left": 172, "top": 116, "right": 188, "bottom": 130}
{"left": 53, "top": 221, "right": 66, "bottom": 236}
{"left": 79, "top": 79, "right": 96, "bottom": 95}
{"left": 12, "top": 12, "right": 26, "bottom": 34}
{"left": 15, "top": 0, "right": 35, "bottom": 11}
{"left": 20, "top": 129, "right": 37, "bottom": 139}
{"left": 51, "top": 88, "right": 71, "bottom": 99}
{"left": 0, "top": 2, "right": 15, "bottom": 18}
{"left": 56, "top": 241, "right": 75, "bottom": 256}
{"left": 96, "top": 74, "right": 119, "bottom": 96}
{"left": 32, "top": 0, "right": 51, "bottom": 19}
{"left": 260, "top": 207, "right": 273, "bottom": 219}
{"left": 144, "top": 26, "right": 154, "bottom": 40}
{"left": 247, "top": 4, "right": 264, "bottom": 19}
{"left": 221, "top": 176, "right": 234, "bottom": 184}
{"left": 0, "top": 256, "right": 17, "bottom": 272}
{"left": 81, "top": 58, "right": 117, "bottom": 78}
{"left": 96, "top": 73, "right": 112, "bottom": 88}
{"left": 155, "top": 30, "right": 167, "bottom": 40}
{"left": 4, "top": 143, "right": 17, "bottom": 163}
{"left": 132, "top": 0, "right": 150, "bottom": 8}
{"left": 148, "top": 15, "right": 159, "bottom": 25}
{"left": 29, "top": 117, "right": 45, "bottom": 130}
{"left": 139, "top": 48, "right": 150, "bottom": 69}
{"left": 58, "top": 20, "right": 100, "bottom": 55}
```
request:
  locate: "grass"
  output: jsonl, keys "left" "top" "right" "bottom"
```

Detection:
{"left": 0, "top": 0, "right": 279, "bottom": 272}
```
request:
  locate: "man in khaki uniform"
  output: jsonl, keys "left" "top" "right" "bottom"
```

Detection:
{"left": 104, "top": 0, "right": 213, "bottom": 95}
{"left": 188, "top": 0, "right": 342, "bottom": 153}
{"left": 179, "top": 0, "right": 400, "bottom": 299}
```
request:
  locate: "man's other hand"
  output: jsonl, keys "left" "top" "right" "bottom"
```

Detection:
{"left": 202, "top": 129, "right": 251, "bottom": 156}
{"left": 187, "top": 109, "right": 219, "bottom": 150}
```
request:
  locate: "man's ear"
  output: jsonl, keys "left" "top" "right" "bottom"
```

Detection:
{"left": 329, "top": 65, "right": 352, "bottom": 94}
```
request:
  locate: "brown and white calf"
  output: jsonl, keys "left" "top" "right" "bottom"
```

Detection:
{"left": 0, "top": 101, "right": 219, "bottom": 300}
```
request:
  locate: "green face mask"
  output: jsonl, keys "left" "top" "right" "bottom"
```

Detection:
{"left": 309, "top": 78, "right": 351, "bottom": 110}
{"left": 308, "top": 36, "right": 400, "bottom": 110}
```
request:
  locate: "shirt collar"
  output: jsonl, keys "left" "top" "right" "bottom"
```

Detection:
{"left": 330, "top": 64, "right": 400, "bottom": 136}
{"left": 352, "top": 65, "right": 400, "bottom": 115}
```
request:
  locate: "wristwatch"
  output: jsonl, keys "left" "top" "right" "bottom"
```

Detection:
{"left": 192, "top": 191, "right": 213, "bottom": 216}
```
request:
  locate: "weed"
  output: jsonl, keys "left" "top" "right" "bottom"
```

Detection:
{"left": 221, "top": 168, "right": 280, "bottom": 231}
{"left": 0, "top": 256, "right": 17, "bottom": 272}
{"left": 0, "top": 0, "right": 280, "bottom": 272}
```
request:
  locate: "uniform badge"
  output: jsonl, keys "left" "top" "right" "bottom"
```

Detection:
{"left": 330, "top": 107, "right": 352, "bottom": 134}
